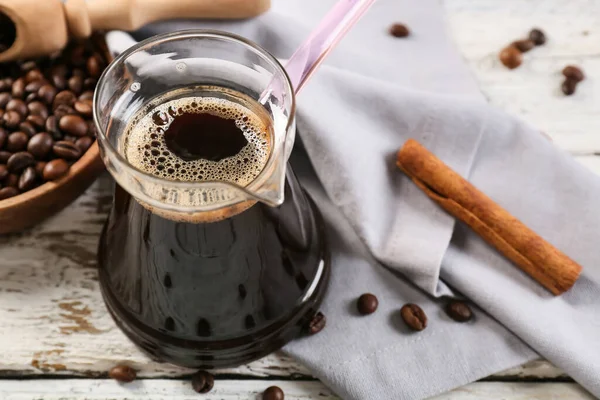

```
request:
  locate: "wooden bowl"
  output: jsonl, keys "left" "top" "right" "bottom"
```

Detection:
{"left": 0, "top": 143, "right": 105, "bottom": 234}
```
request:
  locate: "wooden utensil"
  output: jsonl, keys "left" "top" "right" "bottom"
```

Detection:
{"left": 396, "top": 139, "right": 582, "bottom": 295}
{"left": 0, "top": 0, "right": 271, "bottom": 62}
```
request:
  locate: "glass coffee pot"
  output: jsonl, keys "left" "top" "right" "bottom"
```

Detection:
{"left": 94, "top": 31, "right": 330, "bottom": 368}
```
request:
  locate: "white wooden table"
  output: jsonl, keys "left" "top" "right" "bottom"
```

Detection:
{"left": 0, "top": 1, "right": 598, "bottom": 398}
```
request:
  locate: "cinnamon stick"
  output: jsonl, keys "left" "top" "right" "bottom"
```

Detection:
{"left": 396, "top": 139, "right": 582, "bottom": 295}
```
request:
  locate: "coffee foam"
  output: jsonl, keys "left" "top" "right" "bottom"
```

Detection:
{"left": 124, "top": 96, "right": 271, "bottom": 187}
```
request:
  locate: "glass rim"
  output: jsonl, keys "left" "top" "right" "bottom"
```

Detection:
{"left": 93, "top": 29, "right": 296, "bottom": 193}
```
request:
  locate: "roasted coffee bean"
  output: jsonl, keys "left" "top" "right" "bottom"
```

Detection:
{"left": 69, "top": 44, "right": 87, "bottom": 67}
{"left": 75, "top": 136, "right": 93, "bottom": 153}
{"left": 24, "top": 80, "right": 44, "bottom": 94}
{"left": 0, "top": 79, "right": 11, "bottom": 92}
{"left": 63, "top": 135, "right": 77, "bottom": 143}
{"left": 26, "top": 115, "right": 46, "bottom": 130}
{"left": 19, "top": 61, "right": 37, "bottom": 72}
{"left": 43, "top": 159, "right": 69, "bottom": 181}
{"left": 51, "top": 64, "right": 69, "bottom": 79}
{"left": 108, "top": 365, "right": 137, "bottom": 383}
{"left": 357, "top": 293, "right": 379, "bottom": 315}
{"left": 18, "top": 166, "right": 36, "bottom": 191}
{"left": 25, "top": 92, "right": 38, "bottom": 102}
{"left": 35, "top": 161, "right": 46, "bottom": 177}
{"left": 307, "top": 311, "right": 326, "bottom": 334}
{"left": 389, "top": 23, "right": 410, "bottom": 38}
{"left": 0, "top": 151, "right": 11, "bottom": 163}
{"left": 0, "top": 164, "right": 7, "bottom": 180}
{"left": 59, "top": 114, "right": 88, "bottom": 137}
{"left": 0, "top": 186, "right": 18, "bottom": 200}
{"left": 6, "top": 132, "right": 28, "bottom": 152}
{"left": 529, "top": 28, "right": 546, "bottom": 45}
{"left": 7, "top": 151, "right": 35, "bottom": 172}
{"left": 0, "top": 127, "right": 6, "bottom": 148}
{"left": 6, "top": 98, "right": 27, "bottom": 116}
{"left": 400, "top": 303, "right": 427, "bottom": 331}
{"left": 263, "top": 386, "right": 285, "bottom": 400}
{"left": 53, "top": 90, "right": 76, "bottom": 109}
{"left": 2, "top": 110, "right": 21, "bottom": 129}
{"left": 19, "top": 122, "right": 36, "bottom": 137}
{"left": 0, "top": 92, "right": 11, "bottom": 108}
{"left": 79, "top": 90, "right": 94, "bottom": 101}
{"left": 512, "top": 39, "right": 535, "bottom": 53}
{"left": 74, "top": 100, "right": 93, "bottom": 117}
{"left": 11, "top": 77, "right": 25, "bottom": 98}
{"left": 72, "top": 68, "right": 86, "bottom": 78}
{"left": 191, "top": 370, "right": 214, "bottom": 394}
{"left": 53, "top": 140, "right": 81, "bottom": 160}
{"left": 27, "top": 101, "right": 49, "bottom": 118}
{"left": 562, "top": 65, "right": 585, "bottom": 82}
{"left": 499, "top": 46, "right": 522, "bottom": 69}
{"left": 28, "top": 132, "right": 54, "bottom": 159}
{"left": 51, "top": 74, "right": 66, "bottom": 91}
{"left": 38, "top": 84, "right": 57, "bottom": 105}
{"left": 562, "top": 79, "right": 577, "bottom": 96}
{"left": 25, "top": 69, "right": 44, "bottom": 83}
{"left": 68, "top": 76, "right": 83, "bottom": 94}
{"left": 86, "top": 54, "right": 103, "bottom": 77}
{"left": 445, "top": 301, "right": 473, "bottom": 322}
{"left": 5, "top": 173, "right": 18, "bottom": 188}
{"left": 46, "top": 116, "right": 61, "bottom": 139}
{"left": 83, "top": 78, "right": 97, "bottom": 90}
{"left": 54, "top": 104, "right": 75, "bottom": 120}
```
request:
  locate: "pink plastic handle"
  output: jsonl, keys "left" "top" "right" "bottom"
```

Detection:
{"left": 261, "top": 0, "right": 376, "bottom": 103}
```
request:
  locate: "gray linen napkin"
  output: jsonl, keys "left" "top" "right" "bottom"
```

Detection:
{"left": 106, "top": 0, "right": 600, "bottom": 398}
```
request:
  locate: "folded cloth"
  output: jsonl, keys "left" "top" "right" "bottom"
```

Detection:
{"left": 106, "top": 0, "right": 600, "bottom": 398}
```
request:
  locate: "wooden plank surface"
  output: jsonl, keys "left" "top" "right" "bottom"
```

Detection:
{"left": 0, "top": 0, "right": 598, "bottom": 398}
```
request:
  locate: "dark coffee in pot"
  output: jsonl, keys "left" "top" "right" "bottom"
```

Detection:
{"left": 98, "top": 87, "right": 330, "bottom": 368}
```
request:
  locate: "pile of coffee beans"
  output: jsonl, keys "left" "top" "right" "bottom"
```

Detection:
{"left": 0, "top": 37, "right": 105, "bottom": 200}
{"left": 561, "top": 65, "right": 585, "bottom": 96}
{"left": 499, "top": 28, "right": 546, "bottom": 69}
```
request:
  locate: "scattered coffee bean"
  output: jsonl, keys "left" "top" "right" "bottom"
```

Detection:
{"left": 75, "top": 136, "right": 93, "bottom": 153}
{"left": 0, "top": 164, "right": 7, "bottom": 180}
{"left": 18, "top": 166, "right": 36, "bottom": 191}
{"left": 53, "top": 90, "right": 77, "bottom": 110}
{"left": 38, "top": 84, "right": 57, "bottom": 105}
{"left": 6, "top": 131, "right": 28, "bottom": 152}
{"left": 389, "top": 23, "right": 410, "bottom": 38}
{"left": 43, "top": 159, "right": 69, "bottom": 181}
{"left": 445, "top": 301, "right": 473, "bottom": 322}
{"left": 357, "top": 293, "right": 378, "bottom": 315}
{"left": 68, "top": 76, "right": 83, "bottom": 94}
{"left": 6, "top": 98, "right": 27, "bottom": 116}
{"left": 51, "top": 74, "right": 66, "bottom": 91}
{"left": 0, "top": 186, "right": 18, "bottom": 200}
{"left": 562, "top": 79, "right": 577, "bottom": 96}
{"left": 400, "top": 303, "right": 427, "bottom": 331}
{"left": 86, "top": 54, "right": 103, "bottom": 78}
{"left": 45, "top": 115, "right": 60, "bottom": 137}
{"left": 53, "top": 140, "right": 81, "bottom": 160}
{"left": 108, "top": 365, "right": 137, "bottom": 383}
{"left": 18, "top": 121, "right": 36, "bottom": 137}
{"left": 74, "top": 100, "right": 93, "bottom": 118}
{"left": 0, "top": 151, "right": 11, "bottom": 163}
{"left": 26, "top": 115, "right": 45, "bottom": 130}
{"left": 27, "top": 101, "right": 48, "bottom": 118}
{"left": 25, "top": 92, "right": 38, "bottom": 102}
{"left": 28, "top": 132, "right": 54, "bottom": 158}
{"left": 79, "top": 90, "right": 94, "bottom": 101}
{"left": 499, "top": 46, "right": 522, "bottom": 69}
{"left": 529, "top": 28, "right": 546, "bottom": 46}
{"left": 3, "top": 110, "right": 21, "bottom": 129}
{"left": 59, "top": 114, "right": 88, "bottom": 137}
{"left": 562, "top": 65, "right": 584, "bottom": 82}
{"left": 19, "top": 61, "right": 37, "bottom": 72}
{"left": 191, "top": 370, "right": 214, "bottom": 394}
{"left": 0, "top": 92, "right": 11, "bottom": 108}
{"left": 307, "top": 311, "right": 326, "bottom": 334}
{"left": 34, "top": 161, "right": 46, "bottom": 177}
{"left": 5, "top": 173, "right": 18, "bottom": 188}
{"left": 263, "top": 386, "right": 285, "bottom": 400}
{"left": 12, "top": 77, "right": 25, "bottom": 98}
{"left": 512, "top": 39, "right": 535, "bottom": 53}
{"left": 7, "top": 151, "right": 35, "bottom": 172}
{"left": 24, "top": 80, "right": 44, "bottom": 94}
{"left": 54, "top": 104, "right": 76, "bottom": 120}
{"left": 25, "top": 69, "right": 44, "bottom": 83}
